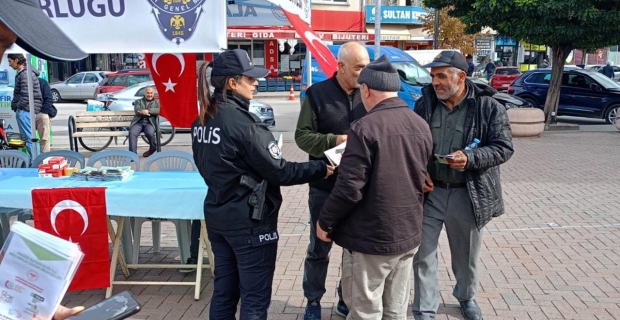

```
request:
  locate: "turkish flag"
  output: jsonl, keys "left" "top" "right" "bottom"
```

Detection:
{"left": 32, "top": 188, "right": 110, "bottom": 291}
{"left": 145, "top": 53, "right": 198, "bottom": 128}
{"left": 283, "top": 10, "right": 338, "bottom": 77}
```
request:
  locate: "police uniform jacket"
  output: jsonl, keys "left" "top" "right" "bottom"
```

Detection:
{"left": 192, "top": 90, "right": 327, "bottom": 236}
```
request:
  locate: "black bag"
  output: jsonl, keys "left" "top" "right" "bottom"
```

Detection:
{"left": 48, "top": 104, "right": 58, "bottom": 118}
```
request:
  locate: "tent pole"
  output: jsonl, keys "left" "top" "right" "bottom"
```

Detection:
{"left": 26, "top": 53, "right": 38, "bottom": 159}
{"left": 307, "top": 50, "right": 312, "bottom": 87}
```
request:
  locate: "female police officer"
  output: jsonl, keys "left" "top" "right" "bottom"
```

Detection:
{"left": 192, "top": 49, "right": 334, "bottom": 320}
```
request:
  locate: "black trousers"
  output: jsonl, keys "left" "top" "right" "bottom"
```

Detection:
{"left": 208, "top": 229, "right": 278, "bottom": 320}
{"left": 128, "top": 119, "right": 156, "bottom": 153}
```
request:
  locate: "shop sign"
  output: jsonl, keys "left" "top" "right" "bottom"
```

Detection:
{"left": 365, "top": 6, "right": 427, "bottom": 24}
{"left": 265, "top": 40, "right": 279, "bottom": 77}
{"left": 227, "top": 30, "right": 375, "bottom": 41}
{"left": 475, "top": 36, "right": 492, "bottom": 50}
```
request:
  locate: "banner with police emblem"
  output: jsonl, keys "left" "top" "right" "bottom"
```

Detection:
{"left": 38, "top": 0, "right": 226, "bottom": 53}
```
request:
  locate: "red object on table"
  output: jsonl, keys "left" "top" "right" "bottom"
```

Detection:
{"left": 32, "top": 187, "right": 110, "bottom": 291}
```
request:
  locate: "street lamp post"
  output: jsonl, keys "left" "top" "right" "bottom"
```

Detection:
{"left": 374, "top": 0, "right": 381, "bottom": 60}
{"left": 433, "top": 9, "right": 440, "bottom": 50}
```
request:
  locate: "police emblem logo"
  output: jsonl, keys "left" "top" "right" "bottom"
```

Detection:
{"left": 267, "top": 141, "right": 282, "bottom": 159}
{"left": 148, "top": 0, "right": 207, "bottom": 45}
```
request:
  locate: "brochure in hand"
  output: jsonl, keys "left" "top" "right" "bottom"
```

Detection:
{"left": 0, "top": 222, "right": 83, "bottom": 320}
{"left": 324, "top": 142, "right": 347, "bottom": 167}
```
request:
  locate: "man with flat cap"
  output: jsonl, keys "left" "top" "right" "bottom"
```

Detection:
{"left": 412, "top": 50, "right": 513, "bottom": 320}
{"left": 316, "top": 55, "right": 432, "bottom": 319}
{"left": 0, "top": 1, "right": 85, "bottom": 319}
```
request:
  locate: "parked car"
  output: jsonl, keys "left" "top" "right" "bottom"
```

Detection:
{"left": 508, "top": 68, "right": 620, "bottom": 123}
{"left": 50, "top": 71, "right": 108, "bottom": 102}
{"left": 469, "top": 78, "right": 533, "bottom": 109}
{"left": 96, "top": 81, "right": 276, "bottom": 129}
{"left": 489, "top": 67, "right": 521, "bottom": 91}
{"left": 95, "top": 68, "right": 152, "bottom": 97}
{"left": 588, "top": 65, "right": 620, "bottom": 78}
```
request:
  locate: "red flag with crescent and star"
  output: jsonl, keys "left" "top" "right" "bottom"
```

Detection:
{"left": 283, "top": 10, "right": 338, "bottom": 77}
{"left": 144, "top": 53, "right": 198, "bottom": 128}
{"left": 32, "top": 188, "right": 110, "bottom": 291}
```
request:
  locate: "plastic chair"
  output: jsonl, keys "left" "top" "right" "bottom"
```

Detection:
{"left": 0, "top": 150, "right": 29, "bottom": 246}
{"left": 32, "top": 150, "right": 85, "bottom": 168}
{"left": 131, "top": 151, "right": 201, "bottom": 265}
{"left": 0, "top": 150, "right": 30, "bottom": 168}
{"left": 86, "top": 150, "right": 140, "bottom": 263}
{"left": 86, "top": 150, "right": 140, "bottom": 170}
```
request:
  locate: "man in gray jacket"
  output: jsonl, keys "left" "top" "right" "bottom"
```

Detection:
{"left": 129, "top": 86, "right": 160, "bottom": 157}
{"left": 413, "top": 51, "right": 513, "bottom": 320}
{"left": 8, "top": 53, "right": 42, "bottom": 158}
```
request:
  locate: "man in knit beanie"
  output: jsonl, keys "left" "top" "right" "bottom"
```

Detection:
{"left": 316, "top": 54, "right": 433, "bottom": 319}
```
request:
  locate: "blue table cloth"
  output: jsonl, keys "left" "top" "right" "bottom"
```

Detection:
{"left": 0, "top": 169, "right": 208, "bottom": 219}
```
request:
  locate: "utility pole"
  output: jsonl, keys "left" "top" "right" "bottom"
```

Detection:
{"left": 433, "top": 9, "right": 440, "bottom": 50}
{"left": 374, "top": 0, "right": 381, "bottom": 60}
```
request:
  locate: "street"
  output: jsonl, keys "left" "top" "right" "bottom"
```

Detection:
{"left": 50, "top": 99, "right": 618, "bottom": 152}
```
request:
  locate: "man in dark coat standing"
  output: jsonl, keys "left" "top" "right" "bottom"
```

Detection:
{"left": 412, "top": 51, "right": 514, "bottom": 320}
{"left": 317, "top": 55, "right": 432, "bottom": 319}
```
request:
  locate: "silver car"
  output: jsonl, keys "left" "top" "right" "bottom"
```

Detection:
{"left": 51, "top": 71, "right": 108, "bottom": 102}
{"left": 96, "top": 81, "right": 276, "bottom": 129}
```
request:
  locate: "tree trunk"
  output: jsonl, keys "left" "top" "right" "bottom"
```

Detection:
{"left": 543, "top": 45, "right": 572, "bottom": 124}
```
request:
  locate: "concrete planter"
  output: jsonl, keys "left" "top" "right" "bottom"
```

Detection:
{"left": 507, "top": 108, "right": 545, "bottom": 137}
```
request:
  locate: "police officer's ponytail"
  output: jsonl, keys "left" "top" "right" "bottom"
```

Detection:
{"left": 198, "top": 61, "right": 217, "bottom": 126}
{"left": 198, "top": 61, "right": 244, "bottom": 126}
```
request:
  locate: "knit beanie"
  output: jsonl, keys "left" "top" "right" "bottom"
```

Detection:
{"left": 357, "top": 55, "right": 401, "bottom": 92}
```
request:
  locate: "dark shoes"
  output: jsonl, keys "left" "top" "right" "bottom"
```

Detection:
{"left": 460, "top": 299, "right": 482, "bottom": 320}
{"left": 304, "top": 300, "right": 321, "bottom": 320}
{"left": 143, "top": 149, "right": 156, "bottom": 157}
{"left": 335, "top": 300, "right": 349, "bottom": 317}
{"left": 304, "top": 299, "right": 348, "bottom": 320}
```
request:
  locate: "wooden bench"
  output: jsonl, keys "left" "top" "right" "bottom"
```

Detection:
{"left": 68, "top": 111, "right": 160, "bottom": 152}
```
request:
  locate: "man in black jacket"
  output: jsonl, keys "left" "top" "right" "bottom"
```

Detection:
{"left": 412, "top": 51, "right": 513, "bottom": 320}
{"left": 317, "top": 55, "right": 432, "bottom": 319}
{"left": 295, "top": 41, "right": 369, "bottom": 319}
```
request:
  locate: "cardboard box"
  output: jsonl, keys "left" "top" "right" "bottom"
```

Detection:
{"left": 38, "top": 161, "right": 68, "bottom": 171}
{"left": 42, "top": 156, "right": 66, "bottom": 165}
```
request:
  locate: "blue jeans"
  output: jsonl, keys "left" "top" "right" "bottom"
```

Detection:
{"left": 302, "top": 187, "right": 344, "bottom": 302}
{"left": 208, "top": 228, "right": 278, "bottom": 320}
{"left": 15, "top": 110, "right": 39, "bottom": 159}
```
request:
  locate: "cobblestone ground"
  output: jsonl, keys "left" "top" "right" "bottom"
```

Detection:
{"left": 60, "top": 131, "right": 620, "bottom": 319}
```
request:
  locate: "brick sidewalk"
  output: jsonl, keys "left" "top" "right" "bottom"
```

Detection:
{"left": 60, "top": 131, "right": 620, "bottom": 320}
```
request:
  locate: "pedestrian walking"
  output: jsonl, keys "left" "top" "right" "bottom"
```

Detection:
{"left": 412, "top": 50, "right": 514, "bottom": 320}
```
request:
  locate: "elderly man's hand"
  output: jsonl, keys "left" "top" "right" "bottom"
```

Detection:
{"left": 34, "top": 305, "right": 85, "bottom": 320}
{"left": 316, "top": 221, "right": 331, "bottom": 242}
{"left": 140, "top": 109, "right": 149, "bottom": 116}
{"left": 447, "top": 150, "right": 468, "bottom": 171}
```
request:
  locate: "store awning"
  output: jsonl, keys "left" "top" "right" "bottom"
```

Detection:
{"left": 408, "top": 27, "right": 432, "bottom": 41}
{"left": 366, "top": 24, "right": 411, "bottom": 41}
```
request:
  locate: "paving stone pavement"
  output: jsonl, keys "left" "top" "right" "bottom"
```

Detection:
{"left": 57, "top": 131, "right": 620, "bottom": 320}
